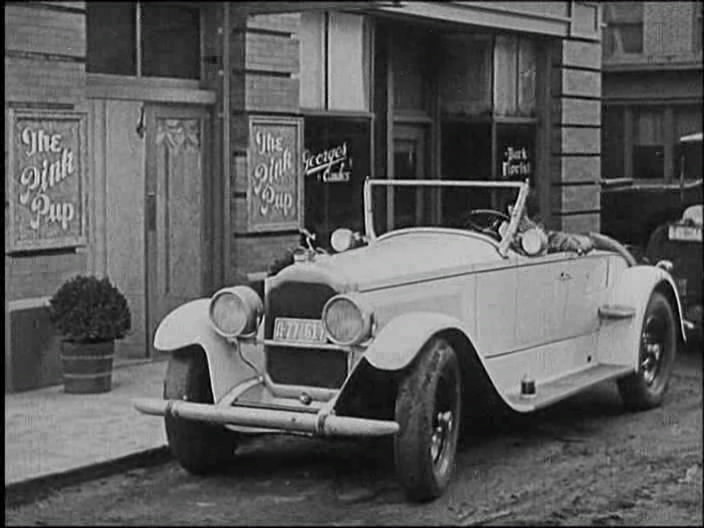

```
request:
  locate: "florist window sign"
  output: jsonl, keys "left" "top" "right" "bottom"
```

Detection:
{"left": 7, "top": 110, "right": 87, "bottom": 252}
{"left": 247, "top": 116, "right": 303, "bottom": 232}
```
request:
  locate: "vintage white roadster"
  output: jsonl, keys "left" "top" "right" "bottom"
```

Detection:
{"left": 134, "top": 179, "right": 686, "bottom": 502}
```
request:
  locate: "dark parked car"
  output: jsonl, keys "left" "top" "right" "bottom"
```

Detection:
{"left": 601, "top": 132, "right": 703, "bottom": 249}
{"left": 646, "top": 204, "right": 703, "bottom": 346}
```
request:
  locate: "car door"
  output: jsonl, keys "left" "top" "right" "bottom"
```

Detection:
{"left": 514, "top": 254, "right": 566, "bottom": 349}
{"left": 557, "top": 253, "right": 609, "bottom": 338}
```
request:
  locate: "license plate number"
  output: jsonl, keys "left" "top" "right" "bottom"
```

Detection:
{"left": 273, "top": 318, "right": 326, "bottom": 344}
{"left": 668, "top": 225, "right": 702, "bottom": 242}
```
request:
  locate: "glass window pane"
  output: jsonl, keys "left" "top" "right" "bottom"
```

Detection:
{"left": 142, "top": 3, "right": 200, "bottom": 79}
{"left": 518, "top": 38, "right": 536, "bottom": 117}
{"left": 299, "top": 11, "right": 325, "bottom": 109}
{"left": 633, "top": 145, "right": 664, "bottom": 179}
{"left": 494, "top": 34, "right": 518, "bottom": 117}
{"left": 303, "top": 117, "right": 371, "bottom": 246}
{"left": 440, "top": 122, "right": 492, "bottom": 226}
{"left": 618, "top": 23, "right": 643, "bottom": 53}
{"left": 601, "top": 106, "right": 624, "bottom": 179}
{"left": 392, "top": 28, "right": 428, "bottom": 112}
{"left": 87, "top": 2, "right": 136, "bottom": 75}
{"left": 438, "top": 35, "right": 492, "bottom": 116}
{"left": 328, "top": 12, "right": 369, "bottom": 111}
{"left": 635, "top": 108, "right": 663, "bottom": 145}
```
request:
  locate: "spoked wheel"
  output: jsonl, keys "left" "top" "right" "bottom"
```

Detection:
{"left": 618, "top": 292, "right": 677, "bottom": 411}
{"left": 394, "top": 337, "right": 462, "bottom": 502}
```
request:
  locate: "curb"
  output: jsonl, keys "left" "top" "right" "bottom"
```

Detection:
{"left": 5, "top": 446, "right": 172, "bottom": 508}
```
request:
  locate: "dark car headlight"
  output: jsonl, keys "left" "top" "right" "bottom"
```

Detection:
{"left": 209, "top": 286, "right": 263, "bottom": 338}
{"left": 322, "top": 294, "right": 373, "bottom": 346}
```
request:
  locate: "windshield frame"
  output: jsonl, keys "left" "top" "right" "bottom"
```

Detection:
{"left": 363, "top": 178, "right": 530, "bottom": 258}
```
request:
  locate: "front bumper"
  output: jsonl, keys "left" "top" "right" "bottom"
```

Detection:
{"left": 133, "top": 398, "right": 399, "bottom": 437}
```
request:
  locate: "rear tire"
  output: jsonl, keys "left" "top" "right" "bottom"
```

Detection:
{"left": 394, "top": 337, "right": 461, "bottom": 502}
{"left": 617, "top": 292, "right": 677, "bottom": 411}
{"left": 164, "top": 349, "right": 240, "bottom": 475}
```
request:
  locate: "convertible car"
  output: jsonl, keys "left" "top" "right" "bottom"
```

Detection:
{"left": 135, "top": 179, "right": 686, "bottom": 502}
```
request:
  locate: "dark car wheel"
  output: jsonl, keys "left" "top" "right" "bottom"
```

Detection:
{"left": 394, "top": 337, "right": 462, "bottom": 502}
{"left": 164, "top": 348, "right": 240, "bottom": 475}
{"left": 617, "top": 292, "right": 677, "bottom": 411}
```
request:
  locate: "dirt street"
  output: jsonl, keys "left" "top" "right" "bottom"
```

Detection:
{"left": 7, "top": 350, "right": 702, "bottom": 526}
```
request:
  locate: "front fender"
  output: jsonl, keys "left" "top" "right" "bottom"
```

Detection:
{"left": 361, "top": 311, "right": 526, "bottom": 412}
{"left": 154, "top": 299, "right": 265, "bottom": 402}
{"left": 597, "top": 265, "right": 686, "bottom": 368}
{"left": 363, "top": 312, "right": 469, "bottom": 371}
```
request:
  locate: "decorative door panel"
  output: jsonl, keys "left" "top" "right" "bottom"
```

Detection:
{"left": 146, "top": 106, "right": 210, "bottom": 351}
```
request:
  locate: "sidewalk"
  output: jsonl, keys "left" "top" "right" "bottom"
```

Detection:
{"left": 5, "top": 359, "right": 169, "bottom": 488}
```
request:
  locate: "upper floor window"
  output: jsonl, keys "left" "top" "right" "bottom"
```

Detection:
{"left": 87, "top": 2, "right": 201, "bottom": 79}
{"left": 603, "top": 1, "right": 644, "bottom": 57}
{"left": 299, "top": 11, "right": 371, "bottom": 112}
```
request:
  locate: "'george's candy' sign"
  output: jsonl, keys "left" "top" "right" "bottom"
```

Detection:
{"left": 8, "top": 110, "right": 87, "bottom": 252}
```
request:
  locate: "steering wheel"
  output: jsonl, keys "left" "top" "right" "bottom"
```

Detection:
{"left": 462, "top": 209, "right": 510, "bottom": 240}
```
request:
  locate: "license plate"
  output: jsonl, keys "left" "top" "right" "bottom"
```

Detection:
{"left": 668, "top": 225, "right": 702, "bottom": 242}
{"left": 273, "top": 318, "right": 326, "bottom": 344}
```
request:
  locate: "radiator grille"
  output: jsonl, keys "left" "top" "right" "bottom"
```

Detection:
{"left": 265, "top": 281, "right": 337, "bottom": 338}
{"left": 267, "top": 346, "right": 347, "bottom": 389}
{"left": 265, "top": 281, "right": 343, "bottom": 388}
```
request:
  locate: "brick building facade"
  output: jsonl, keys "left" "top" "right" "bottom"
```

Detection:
{"left": 5, "top": 1, "right": 604, "bottom": 392}
{"left": 600, "top": 0, "right": 703, "bottom": 245}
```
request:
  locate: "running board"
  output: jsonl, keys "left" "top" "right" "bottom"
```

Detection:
{"left": 506, "top": 364, "right": 634, "bottom": 412}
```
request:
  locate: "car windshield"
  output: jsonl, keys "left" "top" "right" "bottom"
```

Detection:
{"left": 363, "top": 179, "right": 530, "bottom": 255}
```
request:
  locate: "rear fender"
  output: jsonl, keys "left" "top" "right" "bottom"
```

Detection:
{"left": 154, "top": 299, "right": 265, "bottom": 402}
{"left": 362, "top": 311, "right": 522, "bottom": 412}
{"left": 597, "top": 266, "right": 686, "bottom": 368}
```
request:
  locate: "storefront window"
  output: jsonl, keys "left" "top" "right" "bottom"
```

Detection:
{"left": 303, "top": 117, "right": 371, "bottom": 247}
{"left": 494, "top": 35, "right": 537, "bottom": 117}
{"left": 496, "top": 123, "right": 536, "bottom": 212}
{"left": 440, "top": 122, "right": 492, "bottom": 226}
{"left": 438, "top": 35, "right": 493, "bottom": 116}
{"left": 601, "top": 105, "right": 625, "bottom": 179}
{"left": 633, "top": 108, "right": 664, "bottom": 180}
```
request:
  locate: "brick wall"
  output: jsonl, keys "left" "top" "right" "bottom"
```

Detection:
{"left": 5, "top": 1, "right": 87, "bottom": 391}
{"left": 227, "top": 12, "right": 301, "bottom": 284}
{"left": 549, "top": 39, "right": 602, "bottom": 234}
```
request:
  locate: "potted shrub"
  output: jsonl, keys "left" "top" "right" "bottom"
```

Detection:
{"left": 49, "top": 275, "right": 131, "bottom": 394}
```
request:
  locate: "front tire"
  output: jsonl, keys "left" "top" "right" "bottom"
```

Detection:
{"left": 164, "top": 348, "right": 240, "bottom": 475}
{"left": 617, "top": 292, "right": 677, "bottom": 411}
{"left": 394, "top": 337, "right": 462, "bottom": 502}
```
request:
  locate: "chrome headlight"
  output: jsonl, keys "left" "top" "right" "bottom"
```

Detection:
{"left": 322, "top": 294, "right": 373, "bottom": 346}
{"left": 208, "top": 285, "right": 263, "bottom": 338}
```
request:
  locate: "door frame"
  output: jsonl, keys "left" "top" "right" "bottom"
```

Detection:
{"left": 144, "top": 103, "right": 214, "bottom": 356}
{"left": 390, "top": 122, "right": 431, "bottom": 230}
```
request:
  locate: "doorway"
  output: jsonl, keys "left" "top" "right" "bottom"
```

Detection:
{"left": 145, "top": 104, "right": 211, "bottom": 355}
{"left": 392, "top": 124, "right": 430, "bottom": 230}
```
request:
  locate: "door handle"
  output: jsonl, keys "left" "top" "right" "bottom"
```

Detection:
{"left": 559, "top": 271, "right": 572, "bottom": 281}
{"left": 146, "top": 192, "right": 156, "bottom": 231}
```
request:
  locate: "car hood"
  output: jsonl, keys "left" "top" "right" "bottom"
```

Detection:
{"left": 270, "top": 229, "right": 505, "bottom": 292}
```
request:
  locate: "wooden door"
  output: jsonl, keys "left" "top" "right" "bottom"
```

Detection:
{"left": 145, "top": 105, "right": 211, "bottom": 355}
